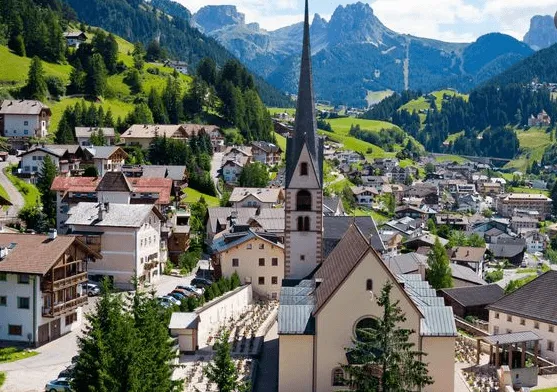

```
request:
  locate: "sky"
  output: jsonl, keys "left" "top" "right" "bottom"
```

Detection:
{"left": 178, "top": 0, "right": 557, "bottom": 43}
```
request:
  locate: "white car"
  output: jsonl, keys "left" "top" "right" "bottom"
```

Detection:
{"left": 84, "top": 283, "right": 100, "bottom": 296}
{"left": 157, "top": 295, "right": 179, "bottom": 308}
{"left": 176, "top": 285, "right": 203, "bottom": 296}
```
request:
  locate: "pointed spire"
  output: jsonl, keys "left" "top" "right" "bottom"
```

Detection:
{"left": 294, "top": 0, "right": 317, "bottom": 155}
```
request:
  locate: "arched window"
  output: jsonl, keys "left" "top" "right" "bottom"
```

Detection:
{"left": 297, "top": 216, "right": 310, "bottom": 232}
{"left": 296, "top": 190, "right": 312, "bottom": 211}
{"left": 366, "top": 279, "right": 373, "bottom": 291}
{"left": 304, "top": 216, "right": 310, "bottom": 231}
{"left": 332, "top": 367, "right": 346, "bottom": 386}
{"left": 300, "top": 162, "right": 308, "bottom": 176}
{"left": 354, "top": 317, "right": 380, "bottom": 341}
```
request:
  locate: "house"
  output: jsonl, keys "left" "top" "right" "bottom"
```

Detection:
{"left": 389, "top": 166, "right": 414, "bottom": 183}
{"left": 65, "top": 202, "right": 165, "bottom": 290}
{"left": 449, "top": 263, "right": 487, "bottom": 287}
{"left": 524, "top": 231, "right": 547, "bottom": 253}
{"left": 251, "top": 141, "right": 282, "bottom": 166}
{"left": 211, "top": 229, "right": 284, "bottom": 300}
{"left": 221, "top": 157, "right": 250, "bottom": 184}
{"left": 75, "top": 127, "right": 116, "bottom": 147}
{"left": 382, "top": 252, "right": 427, "bottom": 277}
{"left": 223, "top": 146, "right": 252, "bottom": 162}
{"left": 381, "top": 216, "right": 424, "bottom": 240}
{"left": 229, "top": 187, "right": 284, "bottom": 209}
{"left": 510, "top": 216, "right": 538, "bottom": 234}
{"left": 322, "top": 215, "right": 385, "bottom": 258}
{"left": 82, "top": 146, "right": 128, "bottom": 177}
{"left": 18, "top": 144, "right": 83, "bottom": 178}
{"left": 435, "top": 213, "right": 470, "bottom": 231}
{"left": 350, "top": 186, "right": 378, "bottom": 207}
{"left": 403, "top": 233, "right": 448, "bottom": 251}
{"left": 404, "top": 183, "right": 438, "bottom": 206}
{"left": 496, "top": 193, "right": 552, "bottom": 219}
{"left": 121, "top": 124, "right": 189, "bottom": 149}
{"left": 374, "top": 157, "right": 399, "bottom": 173}
{"left": 487, "top": 242, "right": 525, "bottom": 265}
{"left": 322, "top": 196, "right": 345, "bottom": 216}
{"left": 51, "top": 176, "right": 101, "bottom": 233}
{"left": 487, "top": 271, "right": 557, "bottom": 363}
{"left": 360, "top": 175, "right": 389, "bottom": 190}
{"left": 0, "top": 232, "right": 101, "bottom": 346}
{"left": 478, "top": 181, "right": 503, "bottom": 195}
{"left": 0, "top": 100, "right": 51, "bottom": 148}
{"left": 122, "top": 164, "right": 187, "bottom": 192}
{"left": 395, "top": 205, "right": 429, "bottom": 220}
{"left": 180, "top": 124, "right": 223, "bottom": 152}
{"left": 165, "top": 60, "right": 188, "bottom": 75}
{"left": 456, "top": 194, "right": 482, "bottom": 213}
{"left": 527, "top": 110, "right": 551, "bottom": 127}
{"left": 278, "top": 225, "right": 457, "bottom": 392}
{"left": 63, "top": 31, "right": 87, "bottom": 47}
{"left": 440, "top": 284, "right": 505, "bottom": 321}
{"left": 449, "top": 246, "right": 486, "bottom": 276}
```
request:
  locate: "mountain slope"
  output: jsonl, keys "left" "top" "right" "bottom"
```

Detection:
{"left": 523, "top": 15, "right": 557, "bottom": 50}
{"left": 192, "top": 2, "right": 533, "bottom": 107}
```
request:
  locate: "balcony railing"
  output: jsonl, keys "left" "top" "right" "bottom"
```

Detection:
{"left": 42, "top": 295, "right": 88, "bottom": 318}
{"left": 42, "top": 271, "right": 87, "bottom": 292}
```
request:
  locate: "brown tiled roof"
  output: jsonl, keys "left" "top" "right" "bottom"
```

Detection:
{"left": 314, "top": 224, "right": 371, "bottom": 313}
{"left": 128, "top": 177, "right": 173, "bottom": 205}
{"left": 450, "top": 246, "right": 486, "bottom": 263}
{"left": 51, "top": 176, "right": 101, "bottom": 193}
{"left": 0, "top": 234, "right": 101, "bottom": 275}
{"left": 96, "top": 172, "right": 132, "bottom": 192}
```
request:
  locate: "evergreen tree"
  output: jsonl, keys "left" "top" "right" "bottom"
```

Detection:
{"left": 24, "top": 56, "right": 47, "bottom": 101}
{"left": 162, "top": 77, "right": 183, "bottom": 123}
{"left": 148, "top": 88, "right": 169, "bottom": 124}
{"left": 343, "top": 281, "right": 433, "bottom": 391}
{"left": 126, "top": 103, "right": 154, "bottom": 124}
{"left": 426, "top": 237, "right": 453, "bottom": 289}
{"left": 90, "top": 129, "right": 107, "bottom": 146}
{"left": 146, "top": 39, "right": 162, "bottom": 61}
{"left": 8, "top": 15, "right": 25, "bottom": 56}
{"left": 87, "top": 53, "right": 108, "bottom": 97}
{"left": 56, "top": 113, "right": 75, "bottom": 144}
{"left": 197, "top": 58, "right": 217, "bottom": 86}
{"left": 124, "top": 68, "right": 142, "bottom": 94}
{"left": 68, "top": 59, "right": 86, "bottom": 94}
{"left": 205, "top": 331, "right": 249, "bottom": 392}
{"left": 36, "top": 155, "right": 57, "bottom": 227}
{"left": 132, "top": 42, "right": 146, "bottom": 70}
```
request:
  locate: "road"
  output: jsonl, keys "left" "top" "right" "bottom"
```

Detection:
{"left": 210, "top": 152, "right": 223, "bottom": 197}
{"left": 0, "top": 156, "right": 23, "bottom": 219}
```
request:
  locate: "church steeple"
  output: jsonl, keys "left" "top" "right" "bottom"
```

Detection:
{"left": 285, "top": 0, "right": 323, "bottom": 188}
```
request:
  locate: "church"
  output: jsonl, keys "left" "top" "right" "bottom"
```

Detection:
{"left": 277, "top": 2, "right": 457, "bottom": 391}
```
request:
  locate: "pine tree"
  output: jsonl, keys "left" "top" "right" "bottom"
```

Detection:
{"left": 87, "top": 53, "right": 108, "bottom": 97}
{"left": 426, "top": 237, "right": 453, "bottom": 289}
{"left": 148, "top": 88, "right": 169, "bottom": 124}
{"left": 36, "top": 155, "right": 57, "bottom": 227}
{"left": 132, "top": 42, "right": 145, "bottom": 70}
{"left": 342, "top": 281, "right": 433, "bottom": 391}
{"left": 126, "top": 103, "right": 154, "bottom": 124}
{"left": 205, "top": 331, "right": 249, "bottom": 392}
{"left": 24, "top": 56, "right": 47, "bottom": 101}
{"left": 56, "top": 113, "right": 75, "bottom": 144}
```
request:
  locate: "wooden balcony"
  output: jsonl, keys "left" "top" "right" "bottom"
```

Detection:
{"left": 42, "top": 271, "right": 87, "bottom": 292}
{"left": 42, "top": 295, "right": 88, "bottom": 318}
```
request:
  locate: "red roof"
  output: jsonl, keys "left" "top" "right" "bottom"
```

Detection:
{"left": 128, "top": 177, "right": 173, "bottom": 205}
{"left": 51, "top": 176, "right": 101, "bottom": 193}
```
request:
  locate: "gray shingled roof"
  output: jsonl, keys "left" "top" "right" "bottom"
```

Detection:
{"left": 482, "top": 331, "right": 542, "bottom": 345}
{"left": 440, "top": 284, "right": 504, "bottom": 307}
{"left": 449, "top": 263, "right": 487, "bottom": 285}
{"left": 487, "top": 271, "right": 557, "bottom": 325}
{"left": 96, "top": 171, "right": 132, "bottom": 192}
{"left": 383, "top": 253, "right": 427, "bottom": 275}
{"left": 66, "top": 202, "right": 161, "bottom": 228}
{"left": 85, "top": 146, "right": 126, "bottom": 160}
{"left": 323, "top": 216, "right": 385, "bottom": 257}
{"left": 0, "top": 100, "right": 50, "bottom": 115}
{"left": 75, "top": 127, "right": 115, "bottom": 138}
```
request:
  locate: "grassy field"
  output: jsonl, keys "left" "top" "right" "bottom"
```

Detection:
{"left": 273, "top": 131, "right": 287, "bottom": 155}
{"left": 535, "top": 388, "right": 557, "bottom": 392}
{"left": 354, "top": 208, "right": 390, "bottom": 225}
{"left": 505, "top": 127, "right": 552, "bottom": 172}
{"left": 401, "top": 89, "right": 468, "bottom": 113}
{"left": 4, "top": 166, "right": 40, "bottom": 208}
{"left": 508, "top": 186, "right": 550, "bottom": 196}
{"left": 366, "top": 89, "right": 394, "bottom": 106}
{"left": 181, "top": 187, "right": 219, "bottom": 207}
{"left": 49, "top": 98, "right": 135, "bottom": 131}
{"left": 434, "top": 154, "right": 470, "bottom": 164}
{"left": 444, "top": 131, "right": 464, "bottom": 144}
{"left": 268, "top": 107, "right": 296, "bottom": 116}
{"left": 0, "top": 347, "right": 38, "bottom": 364}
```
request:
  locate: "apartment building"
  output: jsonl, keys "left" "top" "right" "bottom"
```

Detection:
{"left": 496, "top": 193, "right": 552, "bottom": 219}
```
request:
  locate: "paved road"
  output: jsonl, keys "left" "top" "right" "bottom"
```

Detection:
{"left": 0, "top": 157, "right": 23, "bottom": 219}
{"left": 254, "top": 321, "right": 278, "bottom": 392}
{"left": 210, "top": 152, "right": 223, "bottom": 197}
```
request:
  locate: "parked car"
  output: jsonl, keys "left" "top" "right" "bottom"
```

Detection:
{"left": 157, "top": 295, "right": 179, "bottom": 308}
{"left": 45, "top": 377, "right": 72, "bottom": 392}
{"left": 167, "top": 292, "right": 187, "bottom": 302}
{"left": 58, "top": 364, "right": 75, "bottom": 379}
{"left": 191, "top": 277, "right": 213, "bottom": 289}
{"left": 171, "top": 288, "right": 193, "bottom": 298}
{"left": 84, "top": 283, "right": 100, "bottom": 296}
{"left": 176, "top": 285, "right": 203, "bottom": 296}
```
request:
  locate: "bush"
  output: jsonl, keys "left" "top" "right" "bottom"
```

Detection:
{"left": 484, "top": 269, "right": 503, "bottom": 283}
{"left": 45, "top": 76, "right": 66, "bottom": 99}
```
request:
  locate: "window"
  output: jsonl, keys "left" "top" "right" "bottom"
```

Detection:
{"left": 8, "top": 325, "right": 22, "bottom": 336}
{"left": 535, "top": 321, "right": 540, "bottom": 329}
{"left": 296, "top": 190, "right": 312, "bottom": 211}
{"left": 17, "top": 274, "right": 29, "bottom": 284}
{"left": 520, "top": 318, "right": 525, "bottom": 326}
{"left": 298, "top": 216, "right": 310, "bottom": 231}
{"left": 0, "top": 296, "right": 6, "bottom": 306}
{"left": 65, "top": 312, "right": 77, "bottom": 326}
{"left": 258, "top": 277, "right": 265, "bottom": 285}
{"left": 300, "top": 255, "right": 305, "bottom": 261}
{"left": 24, "top": 130, "right": 28, "bottom": 135}
{"left": 259, "top": 243, "right": 264, "bottom": 250}
{"left": 548, "top": 340, "right": 555, "bottom": 352}
{"left": 493, "top": 326, "right": 499, "bottom": 334}
{"left": 0, "top": 272, "right": 6, "bottom": 281}
{"left": 494, "top": 312, "right": 500, "bottom": 319}
{"left": 259, "top": 258, "right": 265, "bottom": 266}
{"left": 507, "top": 315, "right": 512, "bottom": 322}
{"left": 17, "top": 297, "right": 29, "bottom": 309}
{"left": 272, "top": 276, "right": 278, "bottom": 285}
{"left": 366, "top": 279, "right": 373, "bottom": 291}
{"left": 300, "top": 162, "right": 308, "bottom": 176}
{"left": 271, "top": 292, "right": 278, "bottom": 300}
{"left": 232, "top": 258, "right": 239, "bottom": 267}
{"left": 272, "top": 258, "right": 278, "bottom": 266}
{"left": 354, "top": 317, "right": 379, "bottom": 341}
{"left": 550, "top": 325, "right": 555, "bottom": 333}
{"left": 506, "top": 329, "right": 512, "bottom": 334}
{"left": 23, "top": 121, "right": 28, "bottom": 126}
{"left": 247, "top": 244, "right": 252, "bottom": 249}
{"left": 332, "top": 368, "right": 346, "bottom": 386}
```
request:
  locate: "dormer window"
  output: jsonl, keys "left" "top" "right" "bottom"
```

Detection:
{"left": 300, "top": 162, "right": 308, "bottom": 176}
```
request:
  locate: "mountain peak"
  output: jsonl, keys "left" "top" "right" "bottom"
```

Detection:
{"left": 523, "top": 15, "right": 557, "bottom": 50}
{"left": 193, "top": 5, "right": 245, "bottom": 34}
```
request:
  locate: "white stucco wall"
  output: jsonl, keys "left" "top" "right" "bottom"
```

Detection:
{"left": 278, "top": 335, "right": 314, "bottom": 392}
{"left": 20, "top": 151, "right": 59, "bottom": 174}
{"left": 3, "top": 113, "right": 47, "bottom": 138}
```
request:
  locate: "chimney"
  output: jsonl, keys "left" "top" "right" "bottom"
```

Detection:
{"left": 48, "top": 228, "right": 57, "bottom": 240}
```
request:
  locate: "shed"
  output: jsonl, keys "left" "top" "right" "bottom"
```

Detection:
{"left": 439, "top": 284, "right": 504, "bottom": 321}
{"left": 168, "top": 312, "right": 200, "bottom": 354}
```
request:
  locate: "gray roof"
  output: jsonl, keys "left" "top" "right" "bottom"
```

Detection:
{"left": 482, "top": 331, "right": 542, "bottom": 346}
{"left": 278, "top": 279, "right": 316, "bottom": 335}
{"left": 383, "top": 253, "right": 427, "bottom": 275}
{"left": 66, "top": 202, "right": 161, "bottom": 228}
{"left": 142, "top": 165, "right": 186, "bottom": 181}
{"left": 323, "top": 216, "right": 385, "bottom": 257}
{"left": 488, "top": 271, "right": 557, "bottom": 325}
{"left": 0, "top": 99, "right": 50, "bottom": 115}
{"left": 420, "top": 306, "right": 458, "bottom": 337}
{"left": 211, "top": 229, "right": 283, "bottom": 254}
{"left": 169, "top": 312, "right": 199, "bottom": 329}
{"left": 85, "top": 146, "right": 125, "bottom": 160}
{"left": 440, "top": 284, "right": 504, "bottom": 307}
{"left": 449, "top": 263, "right": 487, "bottom": 285}
{"left": 487, "top": 243, "right": 525, "bottom": 258}
{"left": 207, "top": 207, "right": 284, "bottom": 234}
{"left": 75, "top": 127, "right": 115, "bottom": 138}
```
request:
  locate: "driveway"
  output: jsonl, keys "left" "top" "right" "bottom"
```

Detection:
{"left": 0, "top": 157, "right": 23, "bottom": 219}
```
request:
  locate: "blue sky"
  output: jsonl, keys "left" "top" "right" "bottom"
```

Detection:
{"left": 179, "top": 0, "right": 557, "bottom": 42}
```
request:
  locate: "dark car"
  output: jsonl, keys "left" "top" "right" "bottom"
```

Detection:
{"left": 58, "top": 364, "right": 75, "bottom": 379}
{"left": 191, "top": 277, "right": 213, "bottom": 288}
{"left": 167, "top": 292, "right": 188, "bottom": 301}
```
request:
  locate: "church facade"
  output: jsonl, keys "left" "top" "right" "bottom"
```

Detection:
{"left": 277, "top": 1, "right": 457, "bottom": 391}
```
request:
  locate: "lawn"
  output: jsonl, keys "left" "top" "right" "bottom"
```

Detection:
{"left": 0, "top": 371, "right": 4, "bottom": 388}
{"left": 181, "top": 187, "right": 219, "bottom": 207}
{"left": 506, "top": 127, "right": 552, "bottom": 172}
{"left": 268, "top": 107, "right": 296, "bottom": 116}
{"left": 325, "top": 178, "right": 354, "bottom": 195}
{"left": 434, "top": 154, "right": 470, "bottom": 164}
{"left": 354, "top": 208, "right": 390, "bottom": 225}
{"left": 535, "top": 388, "right": 557, "bottom": 392}
{"left": 0, "top": 347, "right": 38, "bottom": 364}
{"left": 273, "top": 132, "right": 286, "bottom": 154}
{"left": 400, "top": 89, "right": 468, "bottom": 117}
{"left": 4, "top": 166, "right": 40, "bottom": 208}
{"left": 0, "top": 182, "right": 10, "bottom": 204}
{"left": 508, "top": 186, "right": 550, "bottom": 196}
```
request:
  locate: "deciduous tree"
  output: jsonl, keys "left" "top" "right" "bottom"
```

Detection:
{"left": 426, "top": 237, "right": 453, "bottom": 289}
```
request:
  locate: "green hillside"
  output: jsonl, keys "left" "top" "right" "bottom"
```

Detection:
{"left": 505, "top": 127, "right": 552, "bottom": 172}
{"left": 401, "top": 89, "right": 469, "bottom": 113}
